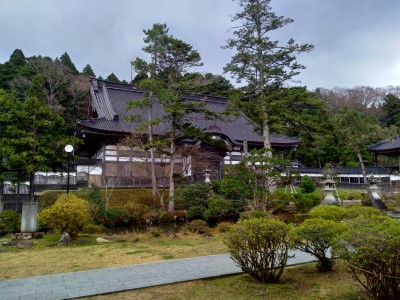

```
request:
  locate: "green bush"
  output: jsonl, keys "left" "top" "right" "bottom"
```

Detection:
{"left": 38, "top": 194, "right": 92, "bottom": 237}
{"left": 185, "top": 206, "right": 205, "bottom": 221}
{"left": 0, "top": 209, "right": 21, "bottom": 235}
{"left": 294, "top": 193, "right": 321, "bottom": 212}
{"left": 97, "top": 209, "right": 131, "bottom": 228}
{"left": 335, "top": 216, "right": 400, "bottom": 299}
{"left": 87, "top": 185, "right": 106, "bottom": 221}
{"left": 343, "top": 205, "right": 381, "bottom": 219}
{"left": 83, "top": 223, "right": 106, "bottom": 234}
{"left": 224, "top": 218, "right": 290, "bottom": 283}
{"left": 188, "top": 219, "right": 209, "bottom": 234}
{"left": 124, "top": 203, "right": 150, "bottom": 225}
{"left": 143, "top": 209, "right": 173, "bottom": 225}
{"left": 217, "top": 221, "right": 232, "bottom": 233}
{"left": 175, "top": 183, "right": 211, "bottom": 208}
{"left": 203, "top": 195, "right": 233, "bottom": 221}
{"left": 290, "top": 218, "right": 346, "bottom": 271}
{"left": 239, "top": 210, "right": 268, "bottom": 220}
{"left": 308, "top": 204, "right": 346, "bottom": 221}
{"left": 300, "top": 175, "right": 316, "bottom": 193}
{"left": 213, "top": 177, "right": 252, "bottom": 207}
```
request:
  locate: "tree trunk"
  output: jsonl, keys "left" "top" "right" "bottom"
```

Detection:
{"left": 262, "top": 108, "right": 272, "bottom": 158}
{"left": 148, "top": 93, "right": 158, "bottom": 210}
{"left": 29, "top": 171, "right": 35, "bottom": 202}
{"left": 168, "top": 141, "right": 175, "bottom": 213}
{"left": 357, "top": 151, "right": 373, "bottom": 198}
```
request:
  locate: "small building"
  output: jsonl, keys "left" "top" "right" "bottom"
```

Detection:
{"left": 75, "top": 78, "right": 301, "bottom": 188}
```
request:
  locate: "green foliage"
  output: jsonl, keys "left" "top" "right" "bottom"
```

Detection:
{"left": 290, "top": 218, "right": 346, "bottom": 271}
{"left": 300, "top": 176, "right": 316, "bottom": 193}
{"left": 143, "top": 209, "right": 173, "bottom": 225}
{"left": 59, "top": 52, "right": 79, "bottom": 75}
{"left": 106, "top": 73, "right": 119, "bottom": 82}
{"left": 83, "top": 223, "right": 106, "bottom": 234}
{"left": 81, "top": 64, "right": 95, "bottom": 77}
{"left": 0, "top": 90, "right": 78, "bottom": 200}
{"left": 213, "top": 176, "right": 252, "bottom": 208}
{"left": 96, "top": 209, "right": 131, "bottom": 228}
{"left": 188, "top": 219, "right": 209, "bottom": 234}
{"left": 124, "top": 203, "right": 150, "bottom": 225}
{"left": 0, "top": 210, "right": 21, "bottom": 235}
{"left": 87, "top": 185, "right": 106, "bottom": 222}
{"left": 239, "top": 210, "right": 268, "bottom": 220}
{"left": 186, "top": 206, "right": 205, "bottom": 221}
{"left": 343, "top": 205, "right": 381, "bottom": 219}
{"left": 308, "top": 205, "right": 345, "bottom": 221}
{"left": 224, "top": 218, "right": 290, "bottom": 283}
{"left": 175, "top": 183, "right": 211, "bottom": 207}
{"left": 203, "top": 195, "right": 233, "bottom": 221}
{"left": 217, "top": 221, "right": 232, "bottom": 233}
{"left": 335, "top": 216, "right": 400, "bottom": 299}
{"left": 381, "top": 94, "right": 400, "bottom": 126}
{"left": 294, "top": 193, "right": 321, "bottom": 213}
{"left": 224, "top": 0, "right": 313, "bottom": 149}
{"left": 38, "top": 194, "right": 92, "bottom": 237}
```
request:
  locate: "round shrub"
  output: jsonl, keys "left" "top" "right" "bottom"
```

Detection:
{"left": 290, "top": 218, "right": 346, "bottom": 271}
{"left": 188, "top": 219, "right": 209, "bottom": 234}
{"left": 124, "top": 203, "right": 150, "bottom": 225}
{"left": 335, "top": 216, "right": 400, "bottom": 299}
{"left": 224, "top": 218, "right": 290, "bottom": 283}
{"left": 300, "top": 175, "right": 316, "bottom": 193}
{"left": 0, "top": 209, "right": 21, "bottom": 235}
{"left": 309, "top": 204, "right": 345, "bottom": 221}
{"left": 217, "top": 221, "right": 232, "bottom": 233}
{"left": 38, "top": 194, "right": 92, "bottom": 237}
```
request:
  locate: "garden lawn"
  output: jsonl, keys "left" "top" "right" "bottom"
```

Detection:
{"left": 85, "top": 261, "right": 365, "bottom": 300}
{"left": 0, "top": 232, "right": 227, "bottom": 280}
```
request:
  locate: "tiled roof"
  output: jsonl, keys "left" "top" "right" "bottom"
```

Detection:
{"left": 368, "top": 137, "right": 400, "bottom": 154}
{"left": 78, "top": 78, "right": 301, "bottom": 147}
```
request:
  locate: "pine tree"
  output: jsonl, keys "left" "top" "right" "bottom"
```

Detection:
{"left": 59, "top": 52, "right": 79, "bottom": 75}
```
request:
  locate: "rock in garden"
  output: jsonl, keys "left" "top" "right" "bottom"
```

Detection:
{"left": 96, "top": 238, "right": 111, "bottom": 243}
{"left": 17, "top": 240, "right": 33, "bottom": 249}
{"left": 58, "top": 232, "right": 71, "bottom": 246}
{"left": 2, "top": 241, "right": 18, "bottom": 247}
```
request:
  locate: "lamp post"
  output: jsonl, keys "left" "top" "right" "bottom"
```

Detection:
{"left": 64, "top": 144, "right": 74, "bottom": 194}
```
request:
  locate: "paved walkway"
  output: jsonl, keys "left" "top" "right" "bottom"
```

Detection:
{"left": 0, "top": 251, "right": 315, "bottom": 300}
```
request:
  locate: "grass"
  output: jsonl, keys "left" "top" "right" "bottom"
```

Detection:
{"left": 0, "top": 228, "right": 366, "bottom": 299}
{"left": 84, "top": 261, "right": 365, "bottom": 300}
{"left": 0, "top": 231, "right": 228, "bottom": 280}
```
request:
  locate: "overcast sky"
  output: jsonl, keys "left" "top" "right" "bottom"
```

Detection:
{"left": 1, "top": 0, "right": 400, "bottom": 90}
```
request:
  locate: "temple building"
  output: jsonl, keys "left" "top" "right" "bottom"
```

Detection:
{"left": 75, "top": 78, "right": 301, "bottom": 188}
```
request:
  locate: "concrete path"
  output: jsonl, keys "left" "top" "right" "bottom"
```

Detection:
{"left": 0, "top": 251, "right": 315, "bottom": 300}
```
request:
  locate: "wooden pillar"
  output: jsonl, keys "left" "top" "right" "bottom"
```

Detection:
{"left": 243, "top": 140, "right": 248, "bottom": 157}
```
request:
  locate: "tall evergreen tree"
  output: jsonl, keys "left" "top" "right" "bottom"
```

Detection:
{"left": 131, "top": 23, "right": 209, "bottom": 212}
{"left": 223, "top": 0, "right": 313, "bottom": 155}
{"left": 9, "top": 49, "right": 26, "bottom": 68}
{"left": 81, "top": 64, "right": 95, "bottom": 77}
{"left": 0, "top": 89, "right": 78, "bottom": 201}
{"left": 59, "top": 52, "right": 79, "bottom": 75}
{"left": 106, "top": 73, "right": 119, "bottom": 82}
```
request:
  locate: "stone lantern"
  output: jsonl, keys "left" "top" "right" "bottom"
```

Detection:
{"left": 204, "top": 168, "right": 212, "bottom": 185}
{"left": 322, "top": 176, "right": 339, "bottom": 205}
{"left": 369, "top": 177, "right": 382, "bottom": 200}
